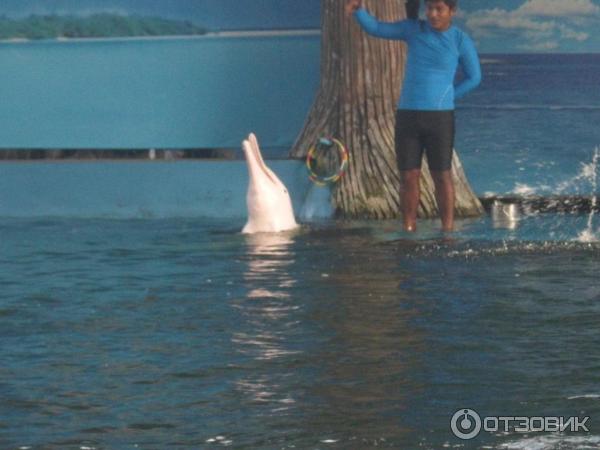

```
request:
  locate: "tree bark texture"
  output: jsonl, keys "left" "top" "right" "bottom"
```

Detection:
{"left": 289, "top": 0, "right": 484, "bottom": 219}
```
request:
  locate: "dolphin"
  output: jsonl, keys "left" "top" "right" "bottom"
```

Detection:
{"left": 241, "top": 133, "right": 299, "bottom": 234}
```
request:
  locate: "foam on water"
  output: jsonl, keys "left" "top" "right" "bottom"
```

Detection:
{"left": 576, "top": 148, "right": 599, "bottom": 242}
{"left": 372, "top": 214, "right": 600, "bottom": 254}
{"left": 498, "top": 435, "right": 600, "bottom": 450}
{"left": 567, "top": 394, "right": 600, "bottom": 400}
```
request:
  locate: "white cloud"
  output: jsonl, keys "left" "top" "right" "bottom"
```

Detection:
{"left": 465, "top": 0, "right": 600, "bottom": 51}
{"left": 558, "top": 25, "right": 589, "bottom": 41}
{"left": 468, "top": 8, "right": 555, "bottom": 32}
{"left": 518, "top": 0, "right": 600, "bottom": 17}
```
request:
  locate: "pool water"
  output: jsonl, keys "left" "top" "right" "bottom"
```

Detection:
{"left": 1, "top": 216, "right": 598, "bottom": 449}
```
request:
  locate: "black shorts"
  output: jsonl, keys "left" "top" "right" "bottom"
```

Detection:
{"left": 395, "top": 110, "right": 455, "bottom": 171}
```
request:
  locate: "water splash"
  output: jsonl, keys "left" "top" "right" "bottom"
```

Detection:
{"left": 556, "top": 148, "right": 598, "bottom": 194}
{"left": 505, "top": 148, "right": 600, "bottom": 241}
{"left": 510, "top": 148, "right": 599, "bottom": 199}
{"left": 576, "top": 148, "right": 599, "bottom": 243}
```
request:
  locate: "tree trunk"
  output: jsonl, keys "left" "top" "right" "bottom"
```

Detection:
{"left": 289, "top": 0, "right": 483, "bottom": 219}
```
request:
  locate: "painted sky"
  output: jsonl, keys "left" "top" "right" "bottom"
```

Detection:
{"left": 1, "top": 0, "right": 600, "bottom": 52}
{"left": 456, "top": 0, "right": 600, "bottom": 53}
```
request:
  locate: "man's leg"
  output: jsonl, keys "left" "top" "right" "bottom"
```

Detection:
{"left": 395, "top": 110, "right": 423, "bottom": 232}
{"left": 401, "top": 169, "right": 421, "bottom": 232}
{"left": 431, "top": 170, "right": 455, "bottom": 232}
{"left": 423, "top": 110, "right": 455, "bottom": 231}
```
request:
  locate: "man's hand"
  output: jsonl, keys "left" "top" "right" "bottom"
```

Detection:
{"left": 345, "top": 0, "right": 363, "bottom": 17}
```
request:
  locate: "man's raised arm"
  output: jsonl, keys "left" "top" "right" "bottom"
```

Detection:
{"left": 346, "top": 0, "right": 411, "bottom": 40}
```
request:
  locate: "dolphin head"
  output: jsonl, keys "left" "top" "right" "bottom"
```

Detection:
{"left": 242, "top": 133, "right": 298, "bottom": 234}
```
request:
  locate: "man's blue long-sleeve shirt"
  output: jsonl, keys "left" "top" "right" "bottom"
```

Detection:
{"left": 354, "top": 8, "right": 481, "bottom": 111}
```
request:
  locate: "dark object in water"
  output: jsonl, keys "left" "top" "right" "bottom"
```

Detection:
{"left": 480, "top": 195, "right": 600, "bottom": 214}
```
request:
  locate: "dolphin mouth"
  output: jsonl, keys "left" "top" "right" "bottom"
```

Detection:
{"left": 243, "top": 133, "right": 278, "bottom": 185}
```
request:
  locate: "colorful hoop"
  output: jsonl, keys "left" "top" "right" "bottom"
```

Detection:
{"left": 306, "top": 137, "right": 349, "bottom": 186}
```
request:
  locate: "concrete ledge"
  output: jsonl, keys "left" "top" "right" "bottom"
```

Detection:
{"left": 0, "top": 160, "right": 312, "bottom": 219}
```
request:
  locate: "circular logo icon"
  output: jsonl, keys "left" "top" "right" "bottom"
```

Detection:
{"left": 451, "top": 408, "right": 482, "bottom": 440}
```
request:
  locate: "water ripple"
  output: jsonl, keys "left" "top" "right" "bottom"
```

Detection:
{"left": 2, "top": 218, "right": 599, "bottom": 449}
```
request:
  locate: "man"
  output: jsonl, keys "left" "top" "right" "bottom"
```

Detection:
{"left": 346, "top": 0, "right": 481, "bottom": 232}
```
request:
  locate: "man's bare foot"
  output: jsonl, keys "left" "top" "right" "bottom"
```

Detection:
{"left": 404, "top": 223, "right": 417, "bottom": 232}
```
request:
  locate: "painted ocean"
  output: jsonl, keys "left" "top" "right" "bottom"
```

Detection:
{"left": 0, "top": 36, "right": 599, "bottom": 450}
{"left": 0, "top": 34, "right": 320, "bottom": 151}
{"left": 457, "top": 53, "right": 600, "bottom": 197}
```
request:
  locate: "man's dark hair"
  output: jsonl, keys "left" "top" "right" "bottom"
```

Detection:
{"left": 406, "top": 0, "right": 420, "bottom": 19}
{"left": 425, "top": 0, "right": 458, "bottom": 9}
{"left": 407, "top": 0, "right": 458, "bottom": 20}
